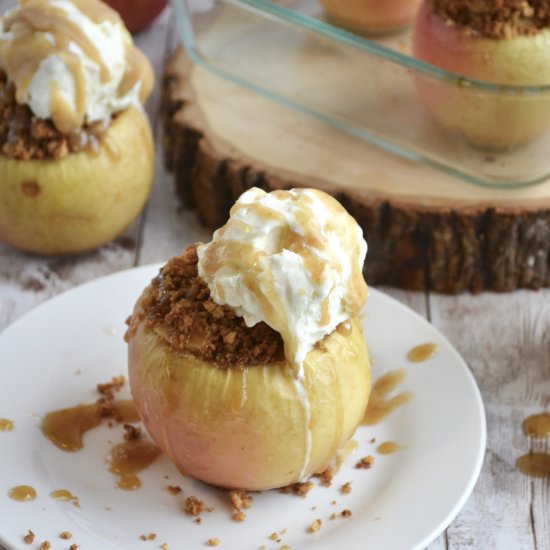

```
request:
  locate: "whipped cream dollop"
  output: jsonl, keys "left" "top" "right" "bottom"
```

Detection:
{"left": 197, "top": 187, "right": 368, "bottom": 368}
{"left": 0, "top": 0, "right": 154, "bottom": 133}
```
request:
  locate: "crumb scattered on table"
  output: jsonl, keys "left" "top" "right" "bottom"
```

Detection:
{"left": 23, "top": 529, "right": 35, "bottom": 544}
{"left": 269, "top": 532, "right": 281, "bottom": 542}
{"left": 59, "top": 531, "right": 72, "bottom": 539}
{"left": 341, "top": 509, "right": 352, "bottom": 517}
{"left": 166, "top": 485, "right": 182, "bottom": 495}
{"left": 207, "top": 538, "right": 221, "bottom": 546}
{"left": 39, "top": 542, "right": 51, "bottom": 550}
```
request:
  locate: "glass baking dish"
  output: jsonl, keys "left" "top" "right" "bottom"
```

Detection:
{"left": 171, "top": 0, "right": 550, "bottom": 189}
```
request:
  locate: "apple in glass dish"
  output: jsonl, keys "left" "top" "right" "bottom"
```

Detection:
{"left": 412, "top": 0, "right": 550, "bottom": 148}
{"left": 320, "top": 0, "right": 423, "bottom": 33}
{"left": 127, "top": 188, "right": 372, "bottom": 490}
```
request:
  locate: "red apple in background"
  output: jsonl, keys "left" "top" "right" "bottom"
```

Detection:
{"left": 105, "top": 0, "right": 168, "bottom": 33}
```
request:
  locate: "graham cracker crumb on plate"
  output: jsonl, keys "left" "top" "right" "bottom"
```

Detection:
{"left": 269, "top": 532, "right": 281, "bottom": 542}
{"left": 207, "top": 538, "right": 221, "bottom": 546}
{"left": 23, "top": 529, "right": 35, "bottom": 544}
{"left": 69, "top": 545, "right": 79, "bottom": 550}
{"left": 166, "top": 485, "right": 182, "bottom": 495}
{"left": 59, "top": 531, "right": 72, "bottom": 539}
{"left": 308, "top": 519, "right": 322, "bottom": 533}
{"left": 314, "top": 469, "right": 333, "bottom": 487}
{"left": 195, "top": 517, "right": 203, "bottom": 524}
{"left": 39, "top": 542, "right": 51, "bottom": 550}
{"left": 340, "top": 481, "right": 352, "bottom": 494}
{"left": 229, "top": 489, "right": 253, "bottom": 511}
{"left": 279, "top": 480, "right": 314, "bottom": 497}
{"left": 123, "top": 423, "right": 142, "bottom": 441}
{"left": 355, "top": 455, "right": 375, "bottom": 469}
{"left": 160, "top": 544, "right": 169, "bottom": 550}
{"left": 329, "top": 513, "right": 337, "bottom": 520}
{"left": 342, "top": 509, "right": 353, "bottom": 517}
{"left": 232, "top": 511, "right": 246, "bottom": 522}
{"left": 97, "top": 375, "right": 125, "bottom": 396}
{"left": 184, "top": 496, "right": 206, "bottom": 516}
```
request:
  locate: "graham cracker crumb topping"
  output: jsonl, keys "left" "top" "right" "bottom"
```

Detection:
{"left": 429, "top": 0, "right": 550, "bottom": 38}
{"left": 132, "top": 244, "right": 284, "bottom": 368}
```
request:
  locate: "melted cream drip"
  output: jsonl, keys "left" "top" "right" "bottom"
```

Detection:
{"left": 0, "top": 0, "right": 153, "bottom": 132}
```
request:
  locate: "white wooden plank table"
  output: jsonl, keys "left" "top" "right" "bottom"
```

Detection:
{"left": 0, "top": 4, "right": 549, "bottom": 549}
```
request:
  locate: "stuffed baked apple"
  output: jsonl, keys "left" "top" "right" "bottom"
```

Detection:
{"left": 413, "top": 0, "right": 550, "bottom": 147}
{"left": 0, "top": 0, "right": 154, "bottom": 255}
{"left": 127, "top": 187, "right": 371, "bottom": 491}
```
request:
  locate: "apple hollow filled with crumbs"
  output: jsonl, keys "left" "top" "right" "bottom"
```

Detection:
{"left": 126, "top": 188, "right": 371, "bottom": 491}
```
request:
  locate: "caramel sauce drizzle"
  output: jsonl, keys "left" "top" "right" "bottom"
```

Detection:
{"left": 0, "top": 418, "right": 14, "bottom": 431}
{"left": 516, "top": 453, "right": 550, "bottom": 478}
{"left": 8, "top": 485, "right": 36, "bottom": 501}
{"left": 0, "top": 0, "right": 153, "bottom": 132}
{"left": 107, "top": 440, "right": 162, "bottom": 490}
{"left": 200, "top": 189, "right": 367, "bottom": 369}
{"left": 376, "top": 441, "right": 400, "bottom": 455}
{"left": 407, "top": 343, "right": 439, "bottom": 363}
{"left": 362, "top": 370, "right": 412, "bottom": 425}
{"left": 522, "top": 413, "right": 550, "bottom": 438}
{"left": 41, "top": 402, "right": 102, "bottom": 451}
{"left": 41, "top": 399, "right": 139, "bottom": 451}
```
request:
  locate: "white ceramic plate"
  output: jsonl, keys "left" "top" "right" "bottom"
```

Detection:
{"left": 0, "top": 265, "right": 485, "bottom": 550}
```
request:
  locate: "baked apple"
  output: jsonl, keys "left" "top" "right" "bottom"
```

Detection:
{"left": 320, "top": 0, "right": 422, "bottom": 32}
{"left": 127, "top": 188, "right": 371, "bottom": 490}
{"left": 413, "top": 0, "right": 550, "bottom": 148}
{"left": 0, "top": 0, "right": 154, "bottom": 254}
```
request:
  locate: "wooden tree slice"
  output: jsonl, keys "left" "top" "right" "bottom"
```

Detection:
{"left": 161, "top": 47, "right": 550, "bottom": 293}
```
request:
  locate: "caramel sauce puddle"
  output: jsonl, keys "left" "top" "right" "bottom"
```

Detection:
{"left": 8, "top": 485, "right": 36, "bottom": 501}
{"left": 108, "top": 440, "right": 162, "bottom": 490}
{"left": 362, "top": 370, "right": 412, "bottom": 425}
{"left": 407, "top": 343, "right": 438, "bottom": 363}
{"left": 376, "top": 441, "right": 401, "bottom": 455}
{"left": 0, "top": 418, "right": 14, "bottom": 431}
{"left": 517, "top": 412, "right": 550, "bottom": 478}
{"left": 41, "top": 399, "right": 139, "bottom": 451}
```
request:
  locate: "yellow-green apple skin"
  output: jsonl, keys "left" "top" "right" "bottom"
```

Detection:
{"left": 0, "top": 106, "right": 153, "bottom": 255}
{"left": 127, "top": 293, "right": 371, "bottom": 491}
